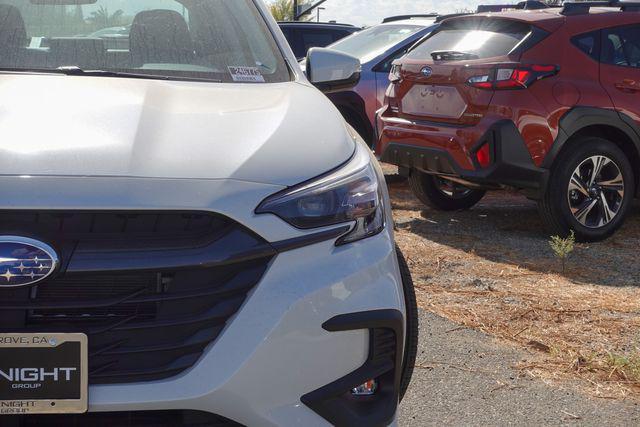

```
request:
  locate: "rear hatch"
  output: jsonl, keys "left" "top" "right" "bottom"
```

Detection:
{"left": 392, "top": 17, "right": 540, "bottom": 125}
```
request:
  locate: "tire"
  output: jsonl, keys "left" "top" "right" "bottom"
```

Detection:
{"left": 396, "top": 244, "right": 418, "bottom": 402}
{"left": 538, "top": 137, "right": 635, "bottom": 242}
{"left": 409, "top": 169, "right": 486, "bottom": 211}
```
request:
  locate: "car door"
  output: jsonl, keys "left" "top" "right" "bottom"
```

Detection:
{"left": 600, "top": 24, "right": 640, "bottom": 124}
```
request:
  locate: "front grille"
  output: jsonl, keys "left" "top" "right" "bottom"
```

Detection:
{"left": 2, "top": 410, "right": 243, "bottom": 426}
{"left": 0, "top": 211, "right": 275, "bottom": 384}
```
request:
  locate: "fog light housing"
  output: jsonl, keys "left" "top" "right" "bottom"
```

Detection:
{"left": 351, "top": 379, "right": 378, "bottom": 396}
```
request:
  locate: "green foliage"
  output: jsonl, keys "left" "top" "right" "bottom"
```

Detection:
{"left": 549, "top": 230, "right": 575, "bottom": 274}
{"left": 269, "top": 0, "right": 311, "bottom": 22}
{"left": 606, "top": 351, "right": 640, "bottom": 382}
{"left": 87, "top": 6, "right": 125, "bottom": 28}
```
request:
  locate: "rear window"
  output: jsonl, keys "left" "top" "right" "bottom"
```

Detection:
{"left": 406, "top": 19, "right": 532, "bottom": 60}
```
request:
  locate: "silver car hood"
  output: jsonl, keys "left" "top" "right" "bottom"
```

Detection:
{"left": 0, "top": 74, "right": 353, "bottom": 186}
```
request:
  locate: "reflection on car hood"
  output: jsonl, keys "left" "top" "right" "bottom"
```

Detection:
{"left": 0, "top": 75, "right": 353, "bottom": 186}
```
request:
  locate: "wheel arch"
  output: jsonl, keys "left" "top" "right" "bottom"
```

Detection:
{"left": 545, "top": 107, "right": 640, "bottom": 194}
{"left": 326, "top": 91, "right": 374, "bottom": 147}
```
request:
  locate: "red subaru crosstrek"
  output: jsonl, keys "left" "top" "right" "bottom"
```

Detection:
{"left": 377, "top": 1, "right": 640, "bottom": 241}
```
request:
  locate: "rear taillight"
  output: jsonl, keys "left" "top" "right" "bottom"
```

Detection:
{"left": 467, "top": 64, "right": 558, "bottom": 90}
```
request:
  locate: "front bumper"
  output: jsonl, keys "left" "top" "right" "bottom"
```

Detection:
{"left": 379, "top": 118, "right": 549, "bottom": 199}
{"left": 86, "top": 234, "right": 403, "bottom": 426}
{"left": 0, "top": 175, "right": 405, "bottom": 426}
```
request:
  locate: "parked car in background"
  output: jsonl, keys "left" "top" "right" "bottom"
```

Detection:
{"left": 86, "top": 25, "right": 130, "bottom": 50}
{"left": 279, "top": 21, "right": 360, "bottom": 60}
{"left": 0, "top": 0, "right": 417, "bottom": 425}
{"left": 321, "top": 15, "right": 441, "bottom": 146}
{"left": 378, "top": 2, "right": 640, "bottom": 242}
{"left": 476, "top": 0, "right": 554, "bottom": 12}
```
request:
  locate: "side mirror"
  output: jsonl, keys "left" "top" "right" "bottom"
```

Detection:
{"left": 306, "top": 47, "right": 361, "bottom": 93}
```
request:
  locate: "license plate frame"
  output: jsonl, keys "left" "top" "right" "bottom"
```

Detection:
{"left": 0, "top": 333, "right": 88, "bottom": 415}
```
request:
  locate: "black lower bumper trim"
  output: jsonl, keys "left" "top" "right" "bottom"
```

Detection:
{"left": 0, "top": 410, "right": 243, "bottom": 427}
{"left": 381, "top": 120, "right": 549, "bottom": 198}
{"left": 301, "top": 309, "right": 403, "bottom": 427}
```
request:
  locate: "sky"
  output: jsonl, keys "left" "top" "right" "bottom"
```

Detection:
{"left": 267, "top": 0, "right": 510, "bottom": 26}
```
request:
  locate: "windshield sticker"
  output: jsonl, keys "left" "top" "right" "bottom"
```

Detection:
{"left": 228, "top": 66, "right": 265, "bottom": 83}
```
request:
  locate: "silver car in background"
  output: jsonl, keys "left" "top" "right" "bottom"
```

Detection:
{"left": 322, "top": 16, "right": 440, "bottom": 146}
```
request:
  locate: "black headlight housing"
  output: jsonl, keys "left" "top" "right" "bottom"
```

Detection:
{"left": 256, "top": 142, "right": 385, "bottom": 245}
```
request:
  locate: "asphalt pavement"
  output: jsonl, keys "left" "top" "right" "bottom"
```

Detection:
{"left": 398, "top": 310, "right": 640, "bottom": 426}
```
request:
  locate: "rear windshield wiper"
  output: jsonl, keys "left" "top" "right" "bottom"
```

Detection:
{"left": 430, "top": 50, "right": 479, "bottom": 61}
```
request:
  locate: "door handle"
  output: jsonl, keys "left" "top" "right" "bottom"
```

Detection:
{"left": 615, "top": 79, "right": 640, "bottom": 93}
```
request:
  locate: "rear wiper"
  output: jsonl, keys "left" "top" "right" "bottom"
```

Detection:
{"left": 56, "top": 66, "right": 222, "bottom": 83}
{"left": 430, "top": 50, "right": 479, "bottom": 61}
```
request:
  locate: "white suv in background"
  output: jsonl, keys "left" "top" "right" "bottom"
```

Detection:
{"left": 0, "top": 1, "right": 417, "bottom": 426}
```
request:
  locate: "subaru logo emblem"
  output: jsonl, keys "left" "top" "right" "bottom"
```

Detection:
{"left": 421, "top": 66, "right": 433, "bottom": 78}
{"left": 0, "top": 237, "right": 58, "bottom": 288}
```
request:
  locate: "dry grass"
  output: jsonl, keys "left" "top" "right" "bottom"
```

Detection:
{"left": 387, "top": 169, "right": 640, "bottom": 400}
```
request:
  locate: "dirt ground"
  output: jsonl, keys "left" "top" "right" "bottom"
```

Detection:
{"left": 387, "top": 168, "right": 640, "bottom": 400}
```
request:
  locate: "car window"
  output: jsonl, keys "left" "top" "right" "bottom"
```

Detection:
{"left": 572, "top": 31, "right": 600, "bottom": 60}
{"left": 407, "top": 19, "right": 531, "bottom": 60}
{"left": 602, "top": 25, "right": 640, "bottom": 68}
{"left": 0, "top": 0, "right": 290, "bottom": 83}
{"left": 375, "top": 46, "right": 412, "bottom": 73}
{"left": 300, "top": 30, "right": 335, "bottom": 52}
{"left": 328, "top": 24, "right": 424, "bottom": 64}
{"left": 332, "top": 29, "right": 354, "bottom": 42}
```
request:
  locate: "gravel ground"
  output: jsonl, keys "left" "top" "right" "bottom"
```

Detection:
{"left": 399, "top": 310, "right": 640, "bottom": 426}
{"left": 388, "top": 172, "right": 640, "bottom": 398}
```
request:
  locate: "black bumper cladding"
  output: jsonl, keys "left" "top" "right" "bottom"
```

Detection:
{"left": 2, "top": 410, "right": 243, "bottom": 426}
{"left": 301, "top": 309, "right": 403, "bottom": 427}
{"left": 381, "top": 120, "right": 549, "bottom": 198}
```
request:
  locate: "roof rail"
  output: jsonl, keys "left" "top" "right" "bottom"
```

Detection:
{"left": 477, "top": 1, "right": 550, "bottom": 13}
{"left": 382, "top": 14, "right": 438, "bottom": 23}
{"left": 561, "top": 1, "right": 640, "bottom": 15}
{"left": 277, "top": 21, "right": 357, "bottom": 27}
{"left": 434, "top": 13, "right": 474, "bottom": 23}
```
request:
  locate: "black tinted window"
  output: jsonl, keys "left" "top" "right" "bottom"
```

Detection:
{"left": 300, "top": 30, "right": 335, "bottom": 52}
{"left": 332, "top": 30, "right": 353, "bottom": 42}
{"left": 602, "top": 25, "right": 640, "bottom": 68}
{"left": 572, "top": 31, "right": 599, "bottom": 60}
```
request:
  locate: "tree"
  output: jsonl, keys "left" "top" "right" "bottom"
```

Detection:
{"left": 269, "top": 0, "right": 311, "bottom": 22}
{"left": 87, "top": 6, "right": 124, "bottom": 28}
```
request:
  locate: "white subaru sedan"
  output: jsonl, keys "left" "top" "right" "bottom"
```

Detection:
{"left": 0, "top": 1, "right": 417, "bottom": 426}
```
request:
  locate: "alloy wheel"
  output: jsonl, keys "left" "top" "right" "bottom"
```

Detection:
{"left": 567, "top": 155, "right": 624, "bottom": 228}
{"left": 434, "top": 177, "right": 474, "bottom": 199}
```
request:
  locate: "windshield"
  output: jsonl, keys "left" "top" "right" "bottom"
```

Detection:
{"left": 0, "top": 0, "right": 290, "bottom": 83}
{"left": 328, "top": 24, "right": 425, "bottom": 64}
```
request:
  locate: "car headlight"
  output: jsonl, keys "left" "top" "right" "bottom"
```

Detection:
{"left": 256, "top": 142, "right": 385, "bottom": 245}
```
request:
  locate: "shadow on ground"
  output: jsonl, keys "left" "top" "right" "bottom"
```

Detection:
{"left": 388, "top": 178, "right": 640, "bottom": 288}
